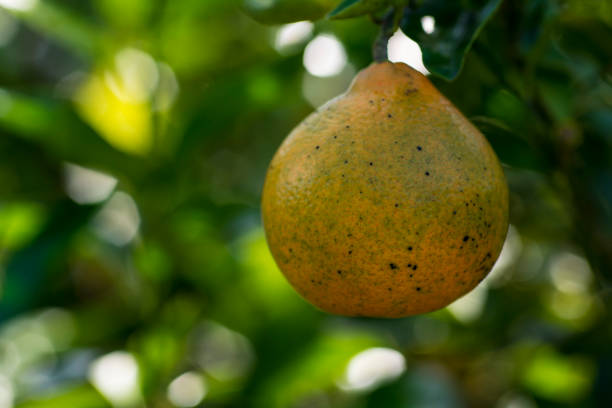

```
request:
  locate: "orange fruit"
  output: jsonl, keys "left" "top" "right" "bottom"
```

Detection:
{"left": 261, "top": 62, "right": 509, "bottom": 318}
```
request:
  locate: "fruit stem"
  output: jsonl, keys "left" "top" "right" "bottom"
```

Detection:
{"left": 372, "top": 7, "right": 396, "bottom": 62}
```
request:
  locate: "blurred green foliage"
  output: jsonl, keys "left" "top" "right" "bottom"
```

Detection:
{"left": 0, "top": 0, "right": 611, "bottom": 407}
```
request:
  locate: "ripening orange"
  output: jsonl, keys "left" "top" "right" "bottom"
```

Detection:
{"left": 262, "top": 62, "right": 509, "bottom": 318}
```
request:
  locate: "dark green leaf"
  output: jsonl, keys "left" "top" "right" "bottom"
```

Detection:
{"left": 0, "top": 200, "right": 100, "bottom": 321}
{"left": 329, "top": 0, "right": 393, "bottom": 19}
{"left": 471, "top": 116, "right": 545, "bottom": 171}
{"left": 400, "top": 0, "right": 503, "bottom": 80}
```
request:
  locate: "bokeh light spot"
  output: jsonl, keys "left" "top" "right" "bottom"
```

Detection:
{"left": 275, "top": 21, "right": 313, "bottom": 54}
{"left": 167, "top": 371, "right": 207, "bottom": 407}
{"left": 191, "top": 321, "right": 254, "bottom": 381}
{"left": 486, "top": 225, "right": 523, "bottom": 286}
{"left": 342, "top": 347, "right": 406, "bottom": 392}
{"left": 63, "top": 163, "right": 117, "bottom": 205}
{"left": 549, "top": 252, "right": 592, "bottom": 294}
{"left": 0, "top": 374, "right": 13, "bottom": 408}
{"left": 0, "top": 0, "right": 37, "bottom": 12}
{"left": 521, "top": 347, "right": 594, "bottom": 403}
{"left": 387, "top": 29, "right": 429, "bottom": 75}
{"left": 109, "top": 48, "right": 159, "bottom": 103}
{"left": 88, "top": 351, "right": 141, "bottom": 407}
{"left": 447, "top": 283, "right": 488, "bottom": 324}
{"left": 92, "top": 191, "right": 141, "bottom": 246}
{"left": 421, "top": 16, "right": 435, "bottom": 34}
{"left": 303, "top": 34, "right": 347, "bottom": 78}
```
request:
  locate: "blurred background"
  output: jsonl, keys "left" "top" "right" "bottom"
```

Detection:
{"left": 0, "top": 0, "right": 611, "bottom": 407}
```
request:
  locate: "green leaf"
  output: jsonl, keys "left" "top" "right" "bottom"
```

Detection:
{"left": 400, "top": 0, "right": 503, "bottom": 80}
{"left": 16, "top": 384, "right": 110, "bottom": 408}
{"left": 240, "top": 0, "right": 339, "bottom": 24}
{"left": 3, "top": 1, "right": 101, "bottom": 58}
{"left": 329, "top": 0, "right": 395, "bottom": 19}
{"left": 471, "top": 116, "right": 546, "bottom": 171}
{"left": 0, "top": 200, "right": 100, "bottom": 321}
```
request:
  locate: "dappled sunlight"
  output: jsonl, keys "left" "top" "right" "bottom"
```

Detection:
{"left": 0, "top": 308, "right": 77, "bottom": 406}
{"left": 387, "top": 29, "right": 429, "bottom": 75}
{"left": 274, "top": 21, "right": 313, "bottom": 54}
{"left": 75, "top": 72, "right": 153, "bottom": 155}
{"left": 0, "top": 202, "right": 46, "bottom": 250}
{"left": 74, "top": 47, "right": 179, "bottom": 155}
{"left": 63, "top": 163, "right": 117, "bottom": 205}
{"left": 340, "top": 347, "right": 406, "bottom": 392}
{"left": 447, "top": 283, "right": 488, "bottom": 324}
{"left": 303, "top": 34, "right": 347, "bottom": 78}
{"left": 1, "top": 315, "right": 54, "bottom": 368}
{"left": 35, "top": 308, "right": 77, "bottom": 351}
{"left": 549, "top": 252, "right": 592, "bottom": 294}
{"left": 521, "top": 346, "right": 595, "bottom": 403}
{"left": 421, "top": 16, "right": 435, "bottom": 34}
{"left": 167, "top": 371, "right": 207, "bottom": 408}
{"left": 154, "top": 62, "right": 180, "bottom": 112}
{"left": 0, "top": 0, "right": 37, "bottom": 12}
{"left": 91, "top": 191, "right": 140, "bottom": 246}
{"left": 495, "top": 392, "right": 537, "bottom": 408}
{"left": 547, "top": 291, "right": 595, "bottom": 321}
{"left": 487, "top": 225, "right": 523, "bottom": 287}
{"left": 88, "top": 351, "right": 142, "bottom": 407}
{"left": 107, "top": 48, "right": 159, "bottom": 103}
{"left": 233, "top": 228, "right": 304, "bottom": 311}
{"left": 190, "top": 320, "right": 254, "bottom": 382}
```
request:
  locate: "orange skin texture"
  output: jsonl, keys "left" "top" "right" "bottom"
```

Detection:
{"left": 262, "top": 62, "right": 509, "bottom": 318}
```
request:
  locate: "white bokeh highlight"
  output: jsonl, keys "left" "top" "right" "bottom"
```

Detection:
{"left": 387, "top": 29, "right": 429, "bottom": 75}
{"left": 447, "top": 282, "right": 489, "bottom": 324}
{"left": 167, "top": 371, "right": 207, "bottom": 407}
{"left": 88, "top": 351, "right": 141, "bottom": 407}
{"left": 63, "top": 163, "right": 117, "bottom": 205}
{"left": 0, "top": 0, "right": 37, "bottom": 12}
{"left": 340, "top": 347, "right": 406, "bottom": 392}
{"left": 275, "top": 21, "right": 313, "bottom": 54}
{"left": 303, "top": 34, "right": 348, "bottom": 78}
{"left": 549, "top": 252, "right": 592, "bottom": 294}
{"left": 105, "top": 48, "right": 159, "bottom": 103}
{"left": 421, "top": 16, "right": 436, "bottom": 34}
{"left": 92, "top": 191, "right": 141, "bottom": 246}
{"left": 0, "top": 374, "right": 13, "bottom": 408}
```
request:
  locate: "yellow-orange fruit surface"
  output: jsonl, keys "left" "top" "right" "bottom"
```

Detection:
{"left": 262, "top": 62, "right": 509, "bottom": 318}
